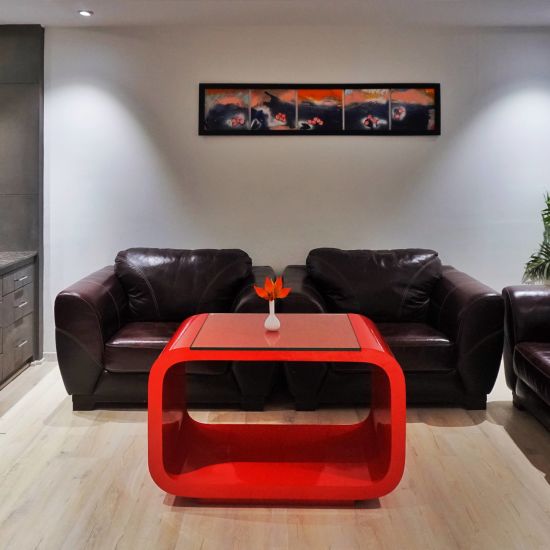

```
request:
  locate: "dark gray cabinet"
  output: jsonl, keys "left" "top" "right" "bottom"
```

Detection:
{"left": 0, "top": 25, "right": 43, "bottom": 375}
{"left": 0, "top": 257, "right": 35, "bottom": 383}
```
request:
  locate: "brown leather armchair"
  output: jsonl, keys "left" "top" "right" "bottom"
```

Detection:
{"left": 55, "top": 248, "right": 275, "bottom": 411}
{"left": 503, "top": 285, "right": 550, "bottom": 430}
{"left": 280, "top": 248, "right": 504, "bottom": 410}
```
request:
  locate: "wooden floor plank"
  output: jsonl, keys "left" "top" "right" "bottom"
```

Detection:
{"left": 1, "top": 363, "right": 549, "bottom": 550}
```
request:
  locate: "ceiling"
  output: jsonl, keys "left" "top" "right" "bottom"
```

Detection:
{"left": 0, "top": 0, "right": 550, "bottom": 28}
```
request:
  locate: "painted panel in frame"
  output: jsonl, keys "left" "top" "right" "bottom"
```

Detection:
{"left": 250, "top": 89, "right": 297, "bottom": 130}
{"left": 390, "top": 88, "right": 437, "bottom": 132}
{"left": 344, "top": 88, "right": 390, "bottom": 131}
{"left": 297, "top": 89, "right": 343, "bottom": 132}
{"left": 204, "top": 88, "right": 249, "bottom": 131}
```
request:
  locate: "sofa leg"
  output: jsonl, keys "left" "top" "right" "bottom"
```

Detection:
{"left": 72, "top": 395, "right": 96, "bottom": 411}
{"left": 233, "top": 361, "right": 276, "bottom": 412}
{"left": 512, "top": 395, "right": 525, "bottom": 411}
{"left": 285, "top": 362, "right": 326, "bottom": 412}
{"left": 295, "top": 398, "right": 319, "bottom": 411}
{"left": 464, "top": 395, "right": 487, "bottom": 410}
{"left": 241, "top": 396, "right": 265, "bottom": 411}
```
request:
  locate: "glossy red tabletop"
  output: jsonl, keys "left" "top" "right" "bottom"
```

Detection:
{"left": 191, "top": 313, "right": 361, "bottom": 351}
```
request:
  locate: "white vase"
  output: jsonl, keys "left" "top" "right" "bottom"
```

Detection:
{"left": 264, "top": 300, "right": 280, "bottom": 332}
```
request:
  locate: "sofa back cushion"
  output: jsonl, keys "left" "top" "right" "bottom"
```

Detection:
{"left": 306, "top": 248, "right": 442, "bottom": 322}
{"left": 115, "top": 248, "right": 252, "bottom": 321}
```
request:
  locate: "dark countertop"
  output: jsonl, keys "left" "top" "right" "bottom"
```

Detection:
{"left": 0, "top": 251, "right": 37, "bottom": 276}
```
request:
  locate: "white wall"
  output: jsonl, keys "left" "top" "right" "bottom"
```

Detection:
{"left": 44, "top": 25, "right": 550, "bottom": 368}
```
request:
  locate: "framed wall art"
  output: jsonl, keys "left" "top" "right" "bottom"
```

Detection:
{"left": 199, "top": 83, "right": 440, "bottom": 136}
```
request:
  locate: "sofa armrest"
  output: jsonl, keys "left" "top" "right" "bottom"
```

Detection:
{"left": 232, "top": 266, "right": 276, "bottom": 313}
{"left": 429, "top": 266, "right": 504, "bottom": 396}
{"left": 54, "top": 266, "right": 128, "bottom": 395}
{"left": 502, "top": 285, "right": 550, "bottom": 390}
{"left": 279, "top": 265, "right": 327, "bottom": 313}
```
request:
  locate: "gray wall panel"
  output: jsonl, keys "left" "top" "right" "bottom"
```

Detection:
{"left": 0, "top": 26, "right": 43, "bottom": 83}
{"left": 0, "top": 84, "right": 39, "bottom": 195}
{"left": 0, "top": 195, "right": 38, "bottom": 250}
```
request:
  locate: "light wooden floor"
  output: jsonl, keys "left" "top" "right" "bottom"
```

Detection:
{"left": 1, "top": 364, "right": 549, "bottom": 550}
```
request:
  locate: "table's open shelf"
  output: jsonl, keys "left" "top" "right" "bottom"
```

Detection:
{"left": 157, "top": 416, "right": 392, "bottom": 501}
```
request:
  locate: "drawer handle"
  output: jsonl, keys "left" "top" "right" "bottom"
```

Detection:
{"left": 16, "top": 301, "right": 29, "bottom": 309}
{"left": 16, "top": 275, "right": 29, "bottom": 282}
{"left": 16, "top": 339, "right": 28, "bottom": 349}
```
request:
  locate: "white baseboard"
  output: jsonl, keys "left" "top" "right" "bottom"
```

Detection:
{"left": 41, "top": 352, "right": 58, "bottom": 363}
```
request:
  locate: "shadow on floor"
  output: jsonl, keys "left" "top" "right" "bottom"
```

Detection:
{"left": 167, "top": 494, "right": 381, "bottom": 510}
{"left": 406, "top": 400, "right": 550, "bottom": 486}
{"left": 405, "top": 405, "right": 487, "bottom": 428}
{"left": 484, "top": 400, "right": 550, "bottom": 486}
{"left": 0, "top": 362, "right": 54, "bottom": 417}
{"left": 42, "top": 396, "right": 149, "bottom": 427}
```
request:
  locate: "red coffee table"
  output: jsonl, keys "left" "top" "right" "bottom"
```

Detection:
{"left": 148, "top": 313, "right": 406, "bottom": 504}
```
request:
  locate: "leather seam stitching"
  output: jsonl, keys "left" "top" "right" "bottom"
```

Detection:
{"left": 60, "top": 293, "right": 106, "bottom": 348}
{"left": 458, "top": 328, "right": 503, "bottom": 359}
{"left": 80, "top": 274, "right": 123, "bottom": 329}
{"left": 196, "top": 256, "right": 251, "bottom": 313}
{"left": 435, "top": 271, "right": 494, "bottom": 327}
{"left": 456, "top": 294, "right": 501, "bottom": 346}
{"left": 397, "top": 255, "right": 441, "bottom": 320}
{"left": 57, "top": 327, "right": 103, "bottom": 369}
{"left": 515, "top": 344, "right": 550, "bottom": 378}
{"left": 119, "top": 258, "right": 161, "bottom": 320}
{"left": 308, "top": 256, "right": 361, "bottom": 313}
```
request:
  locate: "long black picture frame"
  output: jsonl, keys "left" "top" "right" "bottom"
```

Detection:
{"left": 199, "top": 83, "right": 440, "bottom": 136}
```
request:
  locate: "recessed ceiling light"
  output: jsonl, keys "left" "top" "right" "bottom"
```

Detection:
{"left": 78, "top": 10, "right": 94, "bottom": 17}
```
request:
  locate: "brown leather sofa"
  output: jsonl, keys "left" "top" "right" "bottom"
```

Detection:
{"left": 55, "top": 248, "right": 275, "bottom": 411}
{"left": 503, "top": 285, "right": 550, "bottom": 430}
{"left": 279, "top": 248, "right": 504, "bottom": 410}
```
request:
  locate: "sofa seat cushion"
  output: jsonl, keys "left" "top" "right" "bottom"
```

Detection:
{"left": 331, "top": 323, "right": 453, "bottom": 373}
{"left": 104, "top": 322, "right": 228, "bottom": 375}
{"left": 306, "top": 248, "right": 442, "bottom": 322}
{"left": 514, "top": 342, "right": 550, "bottom": 406}
{"left": 115, "top": 248, "right": 252, "bottom": 321}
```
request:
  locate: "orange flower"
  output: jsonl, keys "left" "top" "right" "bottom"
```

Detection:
{"left": 254, "top": 276, "right": 291, "bottom": 301}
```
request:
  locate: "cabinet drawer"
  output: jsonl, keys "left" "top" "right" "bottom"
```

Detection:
{"left": 13, "top": 284, "right": 34, "bottom": 321}
{"left": 2, "top": 314, "right": 33, "bottom": 377}
{"left": 1, "top": 280, "right": 35, "bottom": 327}
{"left": 0, "top": 293, "right": 13, "bottom": 328}
{"left": 1, "top": 350, "right": 17, "bottom": 382}
{"left": 12, "top": 313, "right": 33, "bottom": 347}
{"left": 13, "top": 332, "right": 33, "bottom": 373}
{"left": 2, "top": 263, "right": 34, "bottom": 296}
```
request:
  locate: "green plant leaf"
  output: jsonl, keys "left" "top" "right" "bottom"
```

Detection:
{"left": 524, "top": 192, "right": 550, "bottom": 283}
{"left": 524, "top": 241, "right": 550, "bottom": 282}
